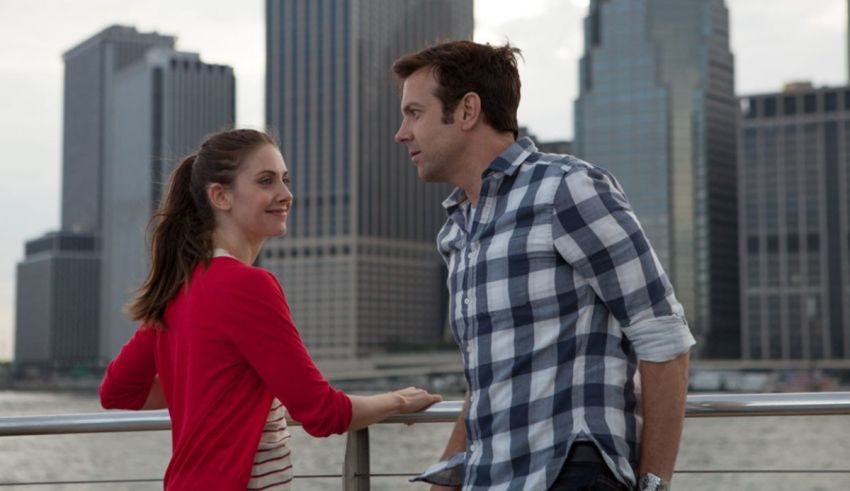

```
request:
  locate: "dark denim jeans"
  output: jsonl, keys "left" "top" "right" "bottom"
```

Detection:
{"left": 549, "top": 449, "right": 630, "bottom": 491}
{"left": 549, "top": 461, "right": 632, "bottom": 491}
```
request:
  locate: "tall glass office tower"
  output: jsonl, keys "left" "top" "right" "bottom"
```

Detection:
{"left": 574, "top": 0, "right": 739, "bottom": 358}
{"left": 264, "top": 0, "right": 473, "bottom": 358}
{"left": 61, "top": 26, "right": 175, "bottom": 234}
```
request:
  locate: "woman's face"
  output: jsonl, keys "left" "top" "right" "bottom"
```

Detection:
{"left": 225, "top": 143, "right": 293, "bottom": 242}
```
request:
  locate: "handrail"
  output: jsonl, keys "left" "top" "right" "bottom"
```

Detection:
{"left": 2, "top": 392, "right": 849, "bottom": 437}
{"left": 1, "top": 392, "right": 850, "bottom": 489}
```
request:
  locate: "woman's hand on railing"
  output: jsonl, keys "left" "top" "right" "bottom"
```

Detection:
{"left": 347, "top": 387, "right": 442, "bottom": 430}
{"left": 392, "top": 386, "right": 443, "bottom": 413}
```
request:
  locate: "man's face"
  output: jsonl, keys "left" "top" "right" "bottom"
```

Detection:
{"left": 394, "top": 68, "right": 463, "bottom": 183}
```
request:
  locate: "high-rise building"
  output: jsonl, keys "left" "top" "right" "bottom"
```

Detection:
{"left": 15, "top": 26, "right": 234, "bottom": 368}
{"left": 15, "top": 232, "right": 100, "bottom": 370}
{"left": 15, "top": 26, "right": 175, "bottom": 369}
{"left": 61, "top": 25, "right": 175, "bottom": 234}
{"left": 574, "top": 0, "right": 739, "bottom": 358}
{"left": 264, "top": 0, "right": 473, "bottom": 358}
{"left": 100, "top": 48, "right": 235, "bottom": 358}
{"left": 738, "top": 84, "right": 850, "bottom": 360}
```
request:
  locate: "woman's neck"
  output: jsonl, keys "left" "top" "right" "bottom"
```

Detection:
{"left": 212, "top": 230, "right": 262, "bottom": 265}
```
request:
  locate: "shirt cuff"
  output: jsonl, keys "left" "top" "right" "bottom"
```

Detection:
{"left": 621, "top": 314, "right": 695, "bottom": 362}
{"left": 410, "top": 452, "right": 466, "bottom": 486}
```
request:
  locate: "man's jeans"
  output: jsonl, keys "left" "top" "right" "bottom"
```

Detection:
{"left": 549, "top": 443, "right": 632, "bottom": 491}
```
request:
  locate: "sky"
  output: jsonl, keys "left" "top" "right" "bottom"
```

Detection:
{"left": 0, "top": 0, "right": 846, "bottom": 361}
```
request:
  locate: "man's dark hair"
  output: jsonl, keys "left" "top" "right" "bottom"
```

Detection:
{"left": 393, "top": 40, "right": 522, "bottom": 138}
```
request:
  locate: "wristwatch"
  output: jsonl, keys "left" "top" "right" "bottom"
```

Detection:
{"left": 638, "top": 473, "right": 669, "bottom": 491}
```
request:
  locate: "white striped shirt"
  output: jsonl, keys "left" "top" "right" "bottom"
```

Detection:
{"left": 247, "top": 399, "right": 293, "bottom": 490}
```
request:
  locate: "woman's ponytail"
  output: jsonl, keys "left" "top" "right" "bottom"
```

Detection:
{"left": 126, "top": 154, "right": 211, "bottom": 327}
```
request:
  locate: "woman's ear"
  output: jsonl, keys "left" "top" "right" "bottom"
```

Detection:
{"left": 459, "top": 92, "right": 482, "bottom": 131}
{"left": 207, "top": 183, "right": 231, "bottom": 212}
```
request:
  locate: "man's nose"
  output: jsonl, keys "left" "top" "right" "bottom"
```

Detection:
{"left": 395, "top": 123, "right": 410, "bottom": 143}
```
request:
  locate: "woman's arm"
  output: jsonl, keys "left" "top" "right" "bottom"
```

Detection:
{"left": 140, "top": 375, "right": 167, "bottom": 410}
{"left": 100, "top": 327, "right": 158, "bottom": 410}
{"left": 348, "top": 387, "right": 442, "bottom": 431}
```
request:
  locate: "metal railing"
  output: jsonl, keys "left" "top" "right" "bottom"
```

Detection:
{"left": 1, "top": 392, "right": 849, "bottom": 488}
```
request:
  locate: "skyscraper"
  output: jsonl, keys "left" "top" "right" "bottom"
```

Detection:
{"left": 100, "top": 48, "right": 235, "bottom": 358}
{"left": 16, "top": 26, "right": 234, "bottom": 369}
{"left": 16, "top": 26, "right": 175, "bottom": 370}
{"left": 738, "top": 84, "right": 850, "bottom": 360}
{"left": 574, "top": 0, "right": 739, "bottom": 358}
{"left": 264, "top": 0, "right": 473, "bottom": 358}
{"left": 15, "top": 232, "right": 99, "bottom": 370}
{"left": 61, "top": 25, "right": 175, "bottom": 233}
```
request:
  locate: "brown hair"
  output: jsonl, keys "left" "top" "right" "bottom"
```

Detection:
{"left": 393, "top": 40, "right": 522, "bottom": 138}
{"left": 126, "top": 128, "right": 277, "bottom": 328}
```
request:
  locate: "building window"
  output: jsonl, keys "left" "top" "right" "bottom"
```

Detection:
{"left": 803, "top": 94, "right": 817, "bottom": 113}
{"left": 763, "top": 97, "right": 777, "bottom": 117}
{"left": 807, "top": 233, "right": 820, "bottom": 251}
{"left": 783, "top": 95, "right": 797, "bottom": 115}
{"left": 824, "top": 92, "right": 838, "bottom": 112}
{"left": 787, "top": 234, "right": 799, "bottom": 253}
{"left": 747, "top": 236, "right": 759, "bottom": 254}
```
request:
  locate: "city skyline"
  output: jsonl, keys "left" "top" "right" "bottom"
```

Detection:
{"left": 0, "top": 0, "right": 846, "bottom": 361}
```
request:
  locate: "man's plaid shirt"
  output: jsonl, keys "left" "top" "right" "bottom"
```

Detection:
{"left": 423, "top": 138, "right": 695, "bottom": 490}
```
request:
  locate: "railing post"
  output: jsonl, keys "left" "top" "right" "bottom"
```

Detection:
{"left": 343, "top": 427, "right": 370, "bottom": 491}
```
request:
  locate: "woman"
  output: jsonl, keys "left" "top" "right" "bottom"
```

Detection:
{"left": 99, "top": 129, "right": 441, "bottom": 490}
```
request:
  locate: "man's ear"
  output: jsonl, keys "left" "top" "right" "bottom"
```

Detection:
{"left": 459, "top": 92, "right": 482, "bottom": 131}
{"left": 207, "top": 183, "right": 231, "bottom": 212}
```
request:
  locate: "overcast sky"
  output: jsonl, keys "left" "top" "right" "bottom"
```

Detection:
{"left": 0, "top": 0, "right": 845, "bottom": 361}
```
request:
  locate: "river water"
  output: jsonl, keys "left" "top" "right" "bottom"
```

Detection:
{"left": 0, "top": 391, "right": 848, "bottom": 490}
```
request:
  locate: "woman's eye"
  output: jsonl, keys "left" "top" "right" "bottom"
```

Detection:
{"left": 282, "top": 177, "right": 291, "bottom": 185}
{"left": 259, "top": 177, "right": 272, "bottom": 185}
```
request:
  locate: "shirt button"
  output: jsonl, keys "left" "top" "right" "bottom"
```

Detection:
{"left": 470, "top": 444, "right": 476, "bottom": 452}
{"left": 463, "top": 297, "right": 470, "bottom": 305}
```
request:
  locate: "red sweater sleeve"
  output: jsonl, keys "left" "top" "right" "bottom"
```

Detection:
{"left": 99, "top": 326, "right": 157, "bottom": 410}
{"left": 212, "top": 267, "right": 352, "bottom": 437}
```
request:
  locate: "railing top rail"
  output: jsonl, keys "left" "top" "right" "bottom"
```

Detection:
{"left": 1, "top": 392, "right": 849, "bottom": 437}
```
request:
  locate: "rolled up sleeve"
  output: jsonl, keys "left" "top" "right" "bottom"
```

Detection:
{"left": 552, "top": 167, "right": 695, "bottom": 361}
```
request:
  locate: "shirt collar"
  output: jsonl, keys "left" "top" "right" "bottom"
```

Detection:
{"left": 441, "top": 137, "right": 538, "bottom": 211}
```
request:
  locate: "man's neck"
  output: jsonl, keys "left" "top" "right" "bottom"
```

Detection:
{"left": 455, "top": 133, "right": 516, "bottom": 207}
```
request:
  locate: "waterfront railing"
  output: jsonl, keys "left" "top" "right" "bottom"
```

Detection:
{"left": 1, "top": 392, "right": 849, "bottom": 488}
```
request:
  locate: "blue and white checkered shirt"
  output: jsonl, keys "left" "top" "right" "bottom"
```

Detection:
{"left": 416, "top": 138, "right": 695, "bottom": 490}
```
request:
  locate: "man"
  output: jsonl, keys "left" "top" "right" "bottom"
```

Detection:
{"left": 393, "top": 41, "right": 695, "bottom": 491}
